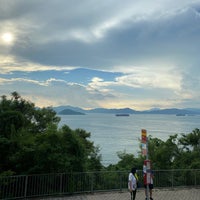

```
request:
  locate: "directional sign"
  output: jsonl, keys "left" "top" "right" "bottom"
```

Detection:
{"left": 141, "top": 129, "right": 147, "bottom": 143}
{"left": 141, "top": 129, "right": 147, "bottom": 156}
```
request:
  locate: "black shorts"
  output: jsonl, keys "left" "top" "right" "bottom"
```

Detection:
{"left": 144, "top": 184, "right": 153, "bottom": 189}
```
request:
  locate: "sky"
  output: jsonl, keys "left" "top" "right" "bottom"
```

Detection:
{"left": 1, "top": 0, "right": 200, "bottom": 110}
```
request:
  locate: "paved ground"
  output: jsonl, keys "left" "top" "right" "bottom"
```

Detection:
{"left": 37, "top": 188, "right": 200, "bottom": 200}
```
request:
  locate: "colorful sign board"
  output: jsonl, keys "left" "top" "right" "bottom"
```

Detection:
{"left": 141, "top": 129, "right": 147, "bottom": 156}
{"left": 141, "top": 129, "right": 147, "bottom": 143}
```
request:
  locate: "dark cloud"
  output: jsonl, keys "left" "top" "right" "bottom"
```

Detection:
{"left": 9, "top": 4, "right": 200, "bottom": 70}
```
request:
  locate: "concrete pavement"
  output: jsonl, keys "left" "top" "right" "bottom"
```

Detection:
{"left": 37, "top": 188, "right": 200, "bottom": 200}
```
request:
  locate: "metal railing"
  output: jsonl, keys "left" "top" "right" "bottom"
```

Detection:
{"left": 0, "top": 169, "right": 200, "bottom": 199}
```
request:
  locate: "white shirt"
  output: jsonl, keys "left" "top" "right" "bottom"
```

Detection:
{"left": 128, "top": 173, "right": 137, "bottom": 191}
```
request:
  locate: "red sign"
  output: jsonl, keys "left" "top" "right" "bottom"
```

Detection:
{"left": 143, "top": 160, "right": 151, "bottom": 184}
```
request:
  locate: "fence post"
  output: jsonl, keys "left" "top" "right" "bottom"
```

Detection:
{"left": 119, "top": 172, "right": 122, "bottom": 191}
{"left": 24, "top": 175, "right": 28, "bottom": 198}
{"left": 60, "top": 173, "right": 63, "bottom": 195}
{"left": 171, "top": 170, "right": 174, "bottom": 189}
{"left": 194, "top": 170, "right": 197, "bottom": 187}
{"left": 90, "top": 172, "right": 94, "bottom": 193}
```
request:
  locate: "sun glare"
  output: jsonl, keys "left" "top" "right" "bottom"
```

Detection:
{"left": 2, "top": 33, "right": 14, "bottom": 44}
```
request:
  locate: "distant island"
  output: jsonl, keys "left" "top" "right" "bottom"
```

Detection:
{"left": 58, "top": 109, "right": 85, "bottom": 115}
{"left": 54, "top": 106, "right": 200, "bottom": 115}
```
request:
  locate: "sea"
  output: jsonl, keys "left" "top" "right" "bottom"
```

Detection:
{"left": 58, "top": 113, "right": 200, "bottom": 166}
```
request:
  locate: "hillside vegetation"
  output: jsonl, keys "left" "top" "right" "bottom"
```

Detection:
{"left": 58, "top": 109, "right": 85, "bottom": 115}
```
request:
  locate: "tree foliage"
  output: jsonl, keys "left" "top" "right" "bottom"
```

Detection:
{"left": 0, "top": 92, "right": 102, "bottom": 175}
{"left": 110, "top": 129, "right": 200, "bottom": 171}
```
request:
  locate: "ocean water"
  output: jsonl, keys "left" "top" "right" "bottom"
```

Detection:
{"left": 58, "top": 113, "right": 200, "bottom": 166}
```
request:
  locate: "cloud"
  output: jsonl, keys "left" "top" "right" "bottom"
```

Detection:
{"left": 1, "top": 0, "right": 200, "bottom": 109}
{"left": 8, "top": 2, "right": 198, "bottom": 71}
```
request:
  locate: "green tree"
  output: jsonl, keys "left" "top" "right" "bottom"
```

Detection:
{"left": 74, "top": 128, "right": 102, "bottom": 171}
{"left": 174, "top": 128, "right": 200, "bottom": 169}
{"left": 0, "top": 111, "right": 24, "bottom": 138}
{"left": 148, "top": 135, "right": 179, "bottom": 169}
{"left": 0, "top": 92, "right": 60, "bottom": 137}
{"left": 106, "top": 130, "right": 200, "bottom": 171}
{"left": 106, "top": 151, "right": 143, "bottom": 171}
{"left": 179, "top": 128, "right": 200, "bottom": 151}
{"left": 0, "top": 92, "right": 102, "bottom": 175}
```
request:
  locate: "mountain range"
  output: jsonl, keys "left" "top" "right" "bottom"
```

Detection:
{"left": 53, "top": 106, "right": 200, "bottom": 115}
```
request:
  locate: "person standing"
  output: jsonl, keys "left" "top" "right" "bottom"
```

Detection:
{"left": 128, "top": 167, "right": 137, "bottom": 200}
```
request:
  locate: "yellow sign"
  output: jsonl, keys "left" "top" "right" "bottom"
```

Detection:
{"left": 141, "top": 129, "right": 147, "bottom": 143}
{"left": 141, "top": 129, "right": 147, "bottom": 156}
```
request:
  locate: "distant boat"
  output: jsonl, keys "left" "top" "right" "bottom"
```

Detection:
{"left": 115, "top": 114, "right": 130, "bottom": 116}
{"left": 176, "top": 113, "right": 186, "bottom": 116}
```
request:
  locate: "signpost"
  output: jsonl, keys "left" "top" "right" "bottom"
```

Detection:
{"left": 141, "top": 129, "right": 150, "bottom": 200}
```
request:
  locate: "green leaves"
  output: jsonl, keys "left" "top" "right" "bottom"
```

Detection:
{"left": 0, "top": 111, "right": 24, "bottom": 138}
{"left": 0, "top": 92, "right": 102, "bottom": 175}
{"left": 107, "top": 130, "right": 200, "bottom": 171}
{"left": 147, "top": 130, "right": 200, "bottom": 169}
